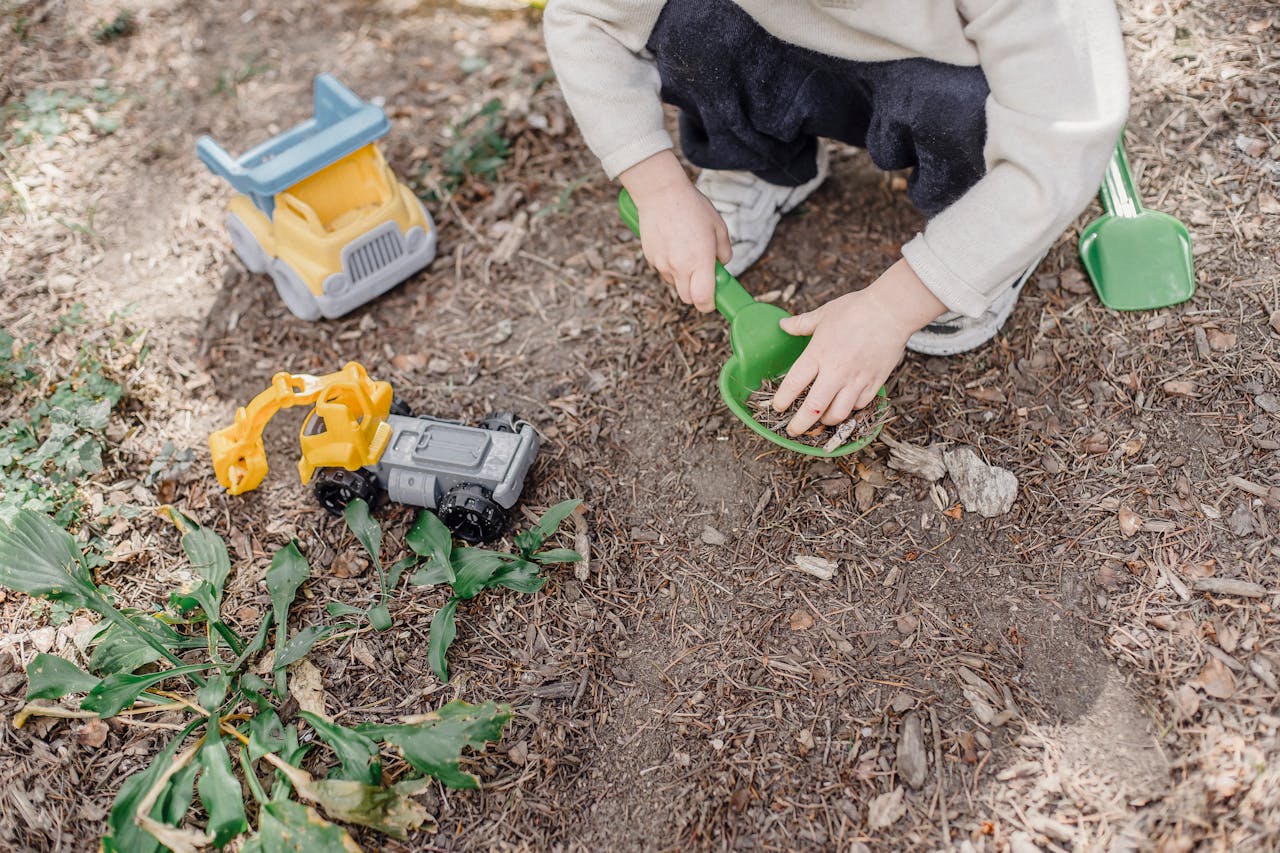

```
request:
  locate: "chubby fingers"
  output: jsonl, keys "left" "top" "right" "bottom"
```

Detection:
{"left": 689, "top": 257, "right": 716, "bottom": 312}
{"left": 771, "top": 353, "right": 818, "bottom": 413}
{"left": 786, "top": 373, "right": 844, "bottom": 436}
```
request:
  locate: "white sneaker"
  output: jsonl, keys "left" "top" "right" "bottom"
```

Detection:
{"left": 905, "top": 254, "right": 1044, "bottom": 356}
{"left": 696, "top": 142, "right": 830, "bottom": 277}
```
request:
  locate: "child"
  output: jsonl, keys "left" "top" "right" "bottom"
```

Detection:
{"left": 543, "top": 0, "right": 1129, "bottom": 436}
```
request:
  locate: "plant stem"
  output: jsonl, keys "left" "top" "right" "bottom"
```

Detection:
{"left": 213, "top": 621, "right": 245, "bottom": 657}
{"left": 97, "top": 597, "right": 206, "bottom": 687}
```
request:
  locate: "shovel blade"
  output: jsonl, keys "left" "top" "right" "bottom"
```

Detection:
{"left": 1079, "top": 210, "right": 1195, "bottom": 312}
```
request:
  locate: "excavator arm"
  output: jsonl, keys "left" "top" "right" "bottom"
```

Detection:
{"left": 209, "top": 362, "right": 394, "bottom": 495}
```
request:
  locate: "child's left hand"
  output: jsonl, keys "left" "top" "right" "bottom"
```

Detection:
{"left": 770, "top": 259, "right": 946, "bottom": 436}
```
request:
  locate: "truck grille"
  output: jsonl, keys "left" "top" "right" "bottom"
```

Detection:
{"left": 346, "top": 229, "right": 404, "bottom": 282}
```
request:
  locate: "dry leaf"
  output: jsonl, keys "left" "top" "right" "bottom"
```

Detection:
{"left": 1173, "top": 684, "right": 1200, "bottom": 718}
{"left": 290, "top": 659, "right": 327, "bottom": 718}
{"left": 792, "top": 555, "right": 838, "bottom": 580}
{"left": 1206, "top": 329, "right": 1237, "bottom": 351}
{"left": 1194, "top": 658, "right": 1236, "bottom": 699}
{"left": 943, "top": 503, "right": 963, "bottom": 519}
{"left": 390, "top": 353, "right": 426, "bottom": 371}
{"left": 1162, "top": 380, "right": 1198, "bottom": 398}
{"left": 74, "top": 718, "right": 109, "bottom": 748}
{"left": 966, "top": 387, "right": 1007, "bottom": 405}
{"left": 1083, "top": 432, "right": 1109, "bottom": 454}
{"left": 789, "top": 610, "right": 815, "bottom": 631}
{"left": 332, "top": 552, "right": 369, "bottom": 579}
{"left": 1059, "top": 268, "right": 1091, "bottom": 295}
{"left": 1271, "top": 309, "right": 1280, "bottom": 336}
{"left": 958, "top": 731, "right": 978, "bottom": 764}
{"left": 1118, "top": 506, "right": 1143, "bottom": 537}
{"left": 867, "top": 788, "right": 907, "bottom": 829}
{"left": 855, "top": 479, "right": 876, "bottom": 512}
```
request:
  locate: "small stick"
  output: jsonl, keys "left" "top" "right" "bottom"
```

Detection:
{"left": 930, "top": 706, "right": 950, "bottom": 846}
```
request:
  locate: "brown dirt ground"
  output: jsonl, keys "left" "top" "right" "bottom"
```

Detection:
{"left": 1, "top": 0, "right": 1278, "bottom": 851}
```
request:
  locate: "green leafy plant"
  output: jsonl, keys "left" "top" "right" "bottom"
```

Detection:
{"left": 0, "top": 320, "right": 124, "bottom": 527}
{"left": 0, "top": 508, "right": 511, "bottom": 850}
{"left": 422, "top": 98, "right": 510, "bottom": 197}
{"left": 324, "top": 499, "right": 416, "bottom": 633}
{"left": 92, "top": 10, "right": 136, "bottom": 43}
{"left": 2, "top": 86, "right": 124, "bottom": 149}
{"left": 408, "top": 499, "right": 583, "bottom": 681}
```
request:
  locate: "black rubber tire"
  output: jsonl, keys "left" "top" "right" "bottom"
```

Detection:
{"left": 477, "top": 411, "right": 523, "bottom": 434}
{"left": 389, "top": 397, "right": 413, "bottom": 417}
{"left": 313, "top": 467, "right": 379, "bottom": 516}
{"left": 437, "top": 483, "right": 508, "bottom": 544}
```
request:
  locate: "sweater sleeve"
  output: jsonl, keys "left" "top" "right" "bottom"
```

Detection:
{"left": 543, "top": 0, "right": 671, "bottom": 179}
{"left": 901, "top": 0, "right": 1130, "bottom": 317}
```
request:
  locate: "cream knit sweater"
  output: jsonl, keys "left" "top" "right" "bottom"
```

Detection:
{"left": 543, "top": 0, "right": 1130, "bottom": 317}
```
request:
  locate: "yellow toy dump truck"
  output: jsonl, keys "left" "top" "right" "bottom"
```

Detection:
{"left": 197, "top": 74, "right": 435, "bottom": 320}
{"left": 209, "top": 363, "right": 540, "bottom": 543}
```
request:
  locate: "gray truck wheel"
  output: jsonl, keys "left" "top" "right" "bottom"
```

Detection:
{"left": 270, "top": 260, "right": 323, "bottom": 322}
{"left": 226, "top": 212, "right": 268, "bottom": 273}
{"left": 314, "top": 467, "right": 379, "bottom": 516}
{"left": 438, "top": 483, "right": 507, "bottom": 544}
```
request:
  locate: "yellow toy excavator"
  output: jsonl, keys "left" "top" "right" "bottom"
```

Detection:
{"left": 209, "top": 362, "right": 394, "bottom": 496}
{"left": 209, "top": 361, "right": 542, "bottom": 543}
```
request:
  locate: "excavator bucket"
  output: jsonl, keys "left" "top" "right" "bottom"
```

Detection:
{"left": 209, "top": 362, "right": 394, "bottom": 495}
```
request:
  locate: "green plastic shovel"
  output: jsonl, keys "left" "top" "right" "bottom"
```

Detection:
{"left": 618, "top": 189, "right": 885, "bottom": 457}
{"left": 1078, "top": 139, "right": 1195, "bottom": 311}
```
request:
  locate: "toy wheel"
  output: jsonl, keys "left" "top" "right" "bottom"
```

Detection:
{"left": 478, "top": 412, "right": 524, "bottom": 434}
{"left": 390, "top": 397, "right": 413, "bottom": 417}
{"left": 226, "top": 212, "right": 269, "bottom": 274}
{"left": 437, "top": 483, "right": 507, "bottom": 544}
{"left": 269, "top": 260, "right": 322, "bottom": 322}
{"left": 313, "top": 467, "right": 379, "bottom": 516}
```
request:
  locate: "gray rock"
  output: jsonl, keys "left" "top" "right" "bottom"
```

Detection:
{"left": 944, "top": 447, "right": 1019, "bottom": 517}
{"left": 1228, "top": 502, "right": 1255, "bottom": 537}
{"left": 896, "top": 713, "right": 928, "bottom": 789}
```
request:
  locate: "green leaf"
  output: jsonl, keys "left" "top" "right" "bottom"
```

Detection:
{"left": 427, "top": 598, "right": 457, "bottom": 682}
{"left": 101, "top": 719, "right": 203, "bottom": 853}
{"left": 537, "top": 499, "right": 582, "bottom": 538}
{"left": 0, "top": 509, "right": 99, "bottom": 608}
{"left": 387, "top": 555, "right": 416, "bottom": 591}
{"left": 343, "top": 499, "right": 382, "bottom": 575}
{"left": 368, "top": 604, "right": 392, "bottom": 632}
{"left": 198, "top": 673, "right": 230, "bottom": 711}
{"left": 486, "top": 560, "right": 546, "bottom": 595}
{"left": 89, "top": 613, "right": 200, "bottom": 676}
{"left": 271, "top": 724, "right": 311, "bottom": 800}
{"left": 162, "top": 760, "right": 200, "bottom": 826}
{"left": 406, "top": 511, "right": 454, "bottom": 582}
{"left": 273, "top": 624, "right": 338, "bottom": 670}
{"left": 359, "top": 699, "right": 512, "bottom": 789}
{"left": 533, "top": 548, "right": 583, "bottom": 564}
{"left": 299, "top": 777, "right": 433, "bottom": 839}
{"left": 266, "top": 541, "right": 309, "bottom": 696}
{"left": 231, "top": 611, "right": 273, "bottom": 671}
{"left": 197, "top": 724, "right": 248, "bottom": 847}
{"left": 299, "top": 710, "right": 382, "bottom": 785}
{"left": 266, "top": 541, "right": 309, "bottom": 627}
{"left": 450, "top": 548, "right": 513, "bottom": 599}
{"left": 324, "top": 602, "right": 366, "bottom": 619}
{"left": 80, "top": 663, "right": 207, "bottom": 717}
{"left": 252, "top": 798, "right": 362, "bottom": 852}
{"left": 250, "top": 708, "right": 287, "bottom": 762}
{"left": 25, "top": 653, "right": 99, "bottom": 700}
{"left": 409, "top": 558, "right": 454, "bottom": 588}
{"left": 162, "top": 506, "right": 231, "bottom": 619}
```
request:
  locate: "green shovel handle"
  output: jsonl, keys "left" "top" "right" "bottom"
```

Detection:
{"left": 617, "top": 189, "right": 756, "bottom": 321}
{"left": 1098, "top": 138, "right": 1144, "bottom": 219}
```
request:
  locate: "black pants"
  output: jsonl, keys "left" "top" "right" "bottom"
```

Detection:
{"left": 646, "top": 0, "right": 990, "bottom": 217}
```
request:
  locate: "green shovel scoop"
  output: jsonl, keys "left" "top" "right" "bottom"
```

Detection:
{"left": 1078, "top": 139, "right": 1195, "bottom": 311}
{"left": 618, "top": 189, "right": 885, "bottom": 457}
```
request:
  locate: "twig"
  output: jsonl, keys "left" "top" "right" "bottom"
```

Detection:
{"left": 930, "top": 706, "right": 950, "bottom": 847}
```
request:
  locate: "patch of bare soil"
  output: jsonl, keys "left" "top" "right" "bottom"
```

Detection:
{"left": 1, "top": 0, "right": 1278, "bottom": 851}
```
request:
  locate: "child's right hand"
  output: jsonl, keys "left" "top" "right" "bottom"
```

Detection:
{"left": 621, "top": 151, "right": 731, "bottom": 312}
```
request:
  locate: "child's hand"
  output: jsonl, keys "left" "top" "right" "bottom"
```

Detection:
{"left": 771, "top": 259, "right": 947, "bottom": 435}
{"left": 621, "top": 151, "right": 731, "bottom": 312}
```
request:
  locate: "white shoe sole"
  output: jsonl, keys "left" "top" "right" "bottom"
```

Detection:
{"left": 905, "top": 255, "right": 1044, "bottom": 357}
